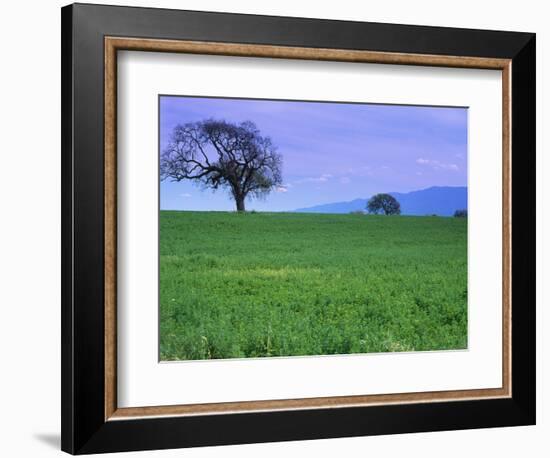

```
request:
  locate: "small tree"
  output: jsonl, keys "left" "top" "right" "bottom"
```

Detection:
{"left": 366, "top": 193, "right": 401, "bottom": 215}
{"left": 454, "top": 209, "right": 467, "bottom": 218}
{"left": 161, "top": 119, "right": 282, "bottom": 212}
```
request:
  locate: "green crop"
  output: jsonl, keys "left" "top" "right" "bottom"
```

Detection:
{"left": 160, "top": 211, "right": 467, "bottom": 360}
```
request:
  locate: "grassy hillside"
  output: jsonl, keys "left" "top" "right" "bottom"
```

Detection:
{"left": 160, "top": 211, "right": 467, "bottom": 360}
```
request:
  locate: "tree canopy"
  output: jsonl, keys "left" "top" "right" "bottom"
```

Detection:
{"left": 366, "top": 193, "right": 401, "bottom": 215}
{"left": 453, "top": 209, "right": 467, "bottom": 218}
{"left": 161, "top": 119, "right": 283, "bottom": 211}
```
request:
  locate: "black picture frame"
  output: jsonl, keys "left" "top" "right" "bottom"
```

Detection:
{"left": 61, "top": 3, "right": 535, "bottom": 454}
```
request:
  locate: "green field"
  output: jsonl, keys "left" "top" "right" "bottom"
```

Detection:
{"left": 160, "top": 211, "right": 467, "bottom": 360}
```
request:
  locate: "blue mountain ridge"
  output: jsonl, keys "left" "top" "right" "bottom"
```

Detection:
{"left": 293, "top": 186, "right": 467, "bottom": 216}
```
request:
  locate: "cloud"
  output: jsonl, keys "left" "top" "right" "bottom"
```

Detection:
{"left": 416, "top": 158, "right": 459, "bottom": 171}
{"left": 275, "top": 183, "right": 293, "bottom": 193}
{"left": 180, "top": 193, "right": 192, "bottom": 198}
{"left": 340, "top": 177, "right": 351, "bottom": 184}
{"left": 346, "top": 166, "right": 381, "bottom": 177}
{"left": 293, "top": 173, "right": 333, "bottom": 184}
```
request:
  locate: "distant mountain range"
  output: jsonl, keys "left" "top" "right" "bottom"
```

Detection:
{"left": 294, "top": 186, "right": 467, "bottom": 216}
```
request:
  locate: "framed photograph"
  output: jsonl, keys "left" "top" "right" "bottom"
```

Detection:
{"left": 61, "top": 3, "right": 536, "bottom": 454}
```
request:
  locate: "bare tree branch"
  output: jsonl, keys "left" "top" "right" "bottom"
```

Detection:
{"left": 161, "top": 119, "right": 283, "bottom": 211}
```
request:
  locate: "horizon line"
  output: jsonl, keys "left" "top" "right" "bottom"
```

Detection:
{"left": 160, "top": 184, "right": 467, "bottom": 213}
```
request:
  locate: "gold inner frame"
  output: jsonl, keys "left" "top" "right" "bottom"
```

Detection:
{"left": 104, "top": 37, "right": 512, "bottom": 421}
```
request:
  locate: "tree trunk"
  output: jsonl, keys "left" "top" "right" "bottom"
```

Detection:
{"left": 235, "top": 195, "right": 246, "bottom": 212}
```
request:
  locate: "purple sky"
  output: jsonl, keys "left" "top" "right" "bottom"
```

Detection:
{"left": 159, "top": 95, "right": 467, "bottom": 211}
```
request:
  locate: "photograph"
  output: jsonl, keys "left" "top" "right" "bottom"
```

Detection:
{"left": 54, "top": 3, "right": 537, "bottom": 454}
{"left": 159, "top": 95, "right": 469, "bottom": 361}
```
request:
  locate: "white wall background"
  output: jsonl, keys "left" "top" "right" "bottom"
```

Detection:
{"left": 0, "top": 1, "right": 545, "bottom": 456}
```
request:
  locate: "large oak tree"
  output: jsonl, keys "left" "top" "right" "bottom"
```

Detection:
{"left": 161, "top": 119, "right": 283, "bottom": 211}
